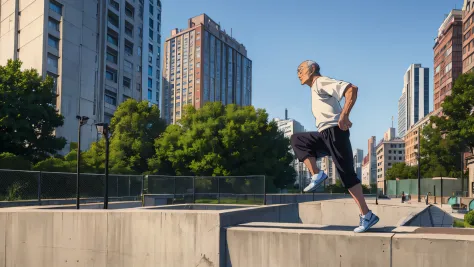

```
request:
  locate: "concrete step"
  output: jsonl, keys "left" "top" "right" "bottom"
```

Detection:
{"left": 225, "top": 222, "right": 474, "bottom": 267}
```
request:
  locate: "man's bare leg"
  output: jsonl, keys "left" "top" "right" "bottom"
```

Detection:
{"left": 303, "top": 157, "right": 319, "bottom": 176}
{"left": 348, "top": 184, "right": 370, "bottom": 215}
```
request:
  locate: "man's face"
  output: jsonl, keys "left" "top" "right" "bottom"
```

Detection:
{"left": 297, "top": 64, "right": 313, "bottom": 85}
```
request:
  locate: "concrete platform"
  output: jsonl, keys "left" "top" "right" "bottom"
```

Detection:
{"left": 225, "top": 222, "right": 474, "bottom": 267}
{"left": 0, "top": 198, "right": 465, "bottom": 267}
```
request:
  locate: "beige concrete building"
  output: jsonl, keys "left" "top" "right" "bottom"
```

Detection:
{"left": 320, "top": 156, "right": 340, "bottom": 186}
{"left": 274, "top": 111, "right": 309, "bottom": 187}
{"left": 162, "top": 14, "right": 252, "bottom": 124}
{"left": 404, "top": 110, "right": 440, "bottom": 166}
{"left": 361, "top": 155, "right": 370, "bottom": 186}
{"left": 376, "top": 128, "right": 405, "bottom": 190}
{"left": 0, "top": 0, "right": 162, "bottom": 153}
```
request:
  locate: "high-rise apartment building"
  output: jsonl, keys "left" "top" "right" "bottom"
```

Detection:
{"left": 353, "top": 149, "right": 364, "bottom": 181}
{"left": 397, "top": 64, "right": 430, "bottom": 138}
{"left": 463, "top": 0, "right": 474, "bottom": 73}
{"left": 274, "top": 112, "right": 309, "bottom": 188}
{"left": 376, "top": 128, "right": 405, "bottom": 191}
{"left": 162, "top": 14, "right": 252, "bottom": 124}
{"left": 0, "top": 0, "right": 162, "bottom": 152}
{"left": 320, "top": 156, "right": 340, "bottom": 186}
{"left": 361, "top": 136, "right": 377, "bottom": 187}
{"left": 433, "top": 10, "right": 463, "bottom": 111}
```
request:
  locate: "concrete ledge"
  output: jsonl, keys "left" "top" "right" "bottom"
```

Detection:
{"left": 226, "top": 223, "right": 393, "bottom": 267}
{"left": 392, "top": 233, "right": 474, "bottom": 266}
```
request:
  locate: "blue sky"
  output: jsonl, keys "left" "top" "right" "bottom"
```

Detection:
{"left": 161, "top": 0, "right": 461, "bottom": 153}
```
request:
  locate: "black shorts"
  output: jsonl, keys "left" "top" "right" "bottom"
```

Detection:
{"left": 290, "top": 126, "right": 360, "bottom": 189}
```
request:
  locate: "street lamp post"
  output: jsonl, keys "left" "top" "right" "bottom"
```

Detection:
{"left": 96, "top": 123, "right": 110, "bottom": 209}
{"left": 76, "top": 115, "right": 89, "bottom": 210}
{"left": 417, "top": 130, "right": 421, "bottom": 202}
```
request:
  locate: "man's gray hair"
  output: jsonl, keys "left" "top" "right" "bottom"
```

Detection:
{"left": 298, "top": 60, "right": 320, "bottom": 75}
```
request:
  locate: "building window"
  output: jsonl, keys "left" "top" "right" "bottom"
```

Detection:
{"left": 124, "top": 40, "right": 133, "bottom": 56}
{"left": 47, "top": 72, "right": 58, "bottom": 95}
{"left": 105, "top": 90, "right": 117, "bottom": 106}
{"left": 125, "top": 21, "right": 133, "bottom": 37}
{"left": 148, "top": 43, "right": 153, "bottom": 53}
{"left": 148, "top": 89, "right": 152, "bottom": 100}
{"left": 109, "top": 0, "right": 119, "bottom": 11}
{"left": 125, "top": 2, "right": 134, "bottom": 18}
{"left": 149, "top": 3, "right": 154, "bottom": 15}
{"left": 148, "top": 78, "right": 153, "bottom": 88}
{"left": 49, "top": 1, "right": 62, "bottom": 14}
{"left": 124, "top": 60, "right": 133, "bottom": 70}
{"left": 149, "top": 18, "right": 154, "bottom": 29}
{"left": 47, "top": 53, "right": 58, "bottom": 68}
{"left": 48, "top": 35, "right": 59, "bottom": 49}
{"left": 149, "top": 29, "right": 153, "bottom": 40}
{"left": 106, "top": 48, "right": 118, "bottom": 64}
{"left": 137, "top": 83, "right": 141, "bottom": 91}
{"left": 123, "top": 77, "right": 131, "bottom": 88}
{"left": 156, "top": 70, "right": 160, "bottom": 79}
{"left": 48, "top": 18, "right": 60, "bottom": 31}
{"left": 108, "top": 12, "right": 119, "bottom": 28}
{"left": 107, "top": 31, "right": 118, "bottom": 46}
{"left": 123, "top": 94, "right": 131, "bottom": 102}
{"left": 105, "top": 68, "right": 117, "bottom": 82}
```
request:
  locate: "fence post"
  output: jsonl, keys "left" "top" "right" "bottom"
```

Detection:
{"left": 434, "top": 185, "right": 437, "bottom": 204}
{"left": 37, "top": 171, "right": 42, "bottom": 204}
{"left": 263, "top": 175, "right": 266, "bottom": 205}
{"left": 217, "top": 177, "right": 220, "bottom": 204}
{"left": 141, "top": 175, "right": 145, "bottom": 196}
{"left": 173, "top": 176, "right": 176, "bottom": 204}
{"left": 193, "top": 176, "right": 195, "bottom": 204}
{"left": 128, "top": 176, "right": 131, "bottom": 197}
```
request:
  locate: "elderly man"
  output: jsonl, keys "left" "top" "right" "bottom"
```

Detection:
{"left": 292, "top": 60, "right": 379, "bottom": 233}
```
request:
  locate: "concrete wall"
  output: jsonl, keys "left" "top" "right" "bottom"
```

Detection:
{"left": 226, "top": 223, "right": 474, "bottom": 267}
{"left": 142, "top": 193, "right": 354, "bottom": 207}
{"left": 0, "top": 197, "right": 139, "bottom": 208}
{"left": 226, "top": 223, "right": 393, "bottom": 267}
{"left": 297, "top": 200, "right": 425, "bottom": 227}
{"left": 0, "top": 203, "right": 298, "bottom": 267}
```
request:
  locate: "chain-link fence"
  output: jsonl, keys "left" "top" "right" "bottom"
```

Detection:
{"left": 0, "top": 169, "right": 144, "bottom": 202}
{"left": 386, "top": 177, "right": 467, "bottom": 198}
{"left": 147, "top": 175, "right": 266, "bottom": 205}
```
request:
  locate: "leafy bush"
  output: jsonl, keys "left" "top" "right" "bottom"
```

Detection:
{"left": 465, "top": 210, "right": 474, "bottom": 226}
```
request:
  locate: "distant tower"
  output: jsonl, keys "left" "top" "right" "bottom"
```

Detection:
{"left": 285, "top": 108, "right": 288, "bottom": 120}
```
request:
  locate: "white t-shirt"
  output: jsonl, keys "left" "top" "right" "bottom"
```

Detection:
{"left": 311, "top": 76, "right": 351, "bottom": 132}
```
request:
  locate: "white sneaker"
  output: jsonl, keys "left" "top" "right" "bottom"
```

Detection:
{"left": 354, "top": 211, "right": 380, "bottom": 233}
{"left": 303, "top": 171, "right": 328, "bottom": 193}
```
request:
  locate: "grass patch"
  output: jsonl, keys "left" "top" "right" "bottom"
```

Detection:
{"left": 453, "top": 219, "right": 474, "bottom": 228}
{"left": 195, "top": 198, "right": 263, "bottom": 205}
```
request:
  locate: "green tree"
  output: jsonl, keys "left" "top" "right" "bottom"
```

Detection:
{"left": 433, "top": 72, "right": 474, "bottom": 154}
{"left": 0, "top": 152, "right": 32, "bottom": 170}
{"left": 150, "top": 102, "right": 296, "bottom": 189}
{"left": 421, "top": 121, "right": 460, "bottom": 178}
{"left": 0, "top": 59, "right": 66, "bottom": 162}
{"left": 84, "top": 99, "right": 166, "bottom": 174}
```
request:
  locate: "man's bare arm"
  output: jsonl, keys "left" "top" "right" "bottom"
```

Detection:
{"left": 341, "top": 84, "right": 358, "bottom": 117}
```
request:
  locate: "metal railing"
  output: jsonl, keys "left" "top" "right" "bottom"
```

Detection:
{"left": 0, "top": 169, "right": 143, "bottom": 202}
{"left": 147, "top": 175, "right": 267, "bottom": 205}
{"left": 0, "top": 169, "right": 267, "bottom": 205}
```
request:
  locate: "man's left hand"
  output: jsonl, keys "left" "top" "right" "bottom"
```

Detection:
{"left": 338, "top": 114, "right": 352, "bottom": 131}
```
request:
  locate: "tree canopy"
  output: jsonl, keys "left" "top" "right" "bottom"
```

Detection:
{"left": 0, "top": 59, "right": 66, "bottom": 161}
{"left": 149, "top": 102, "right": 296, "bottom": 189}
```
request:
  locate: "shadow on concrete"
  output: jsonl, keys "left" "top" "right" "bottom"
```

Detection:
{"left": 236, "top": 224, "right": 396, "bottom": 233}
